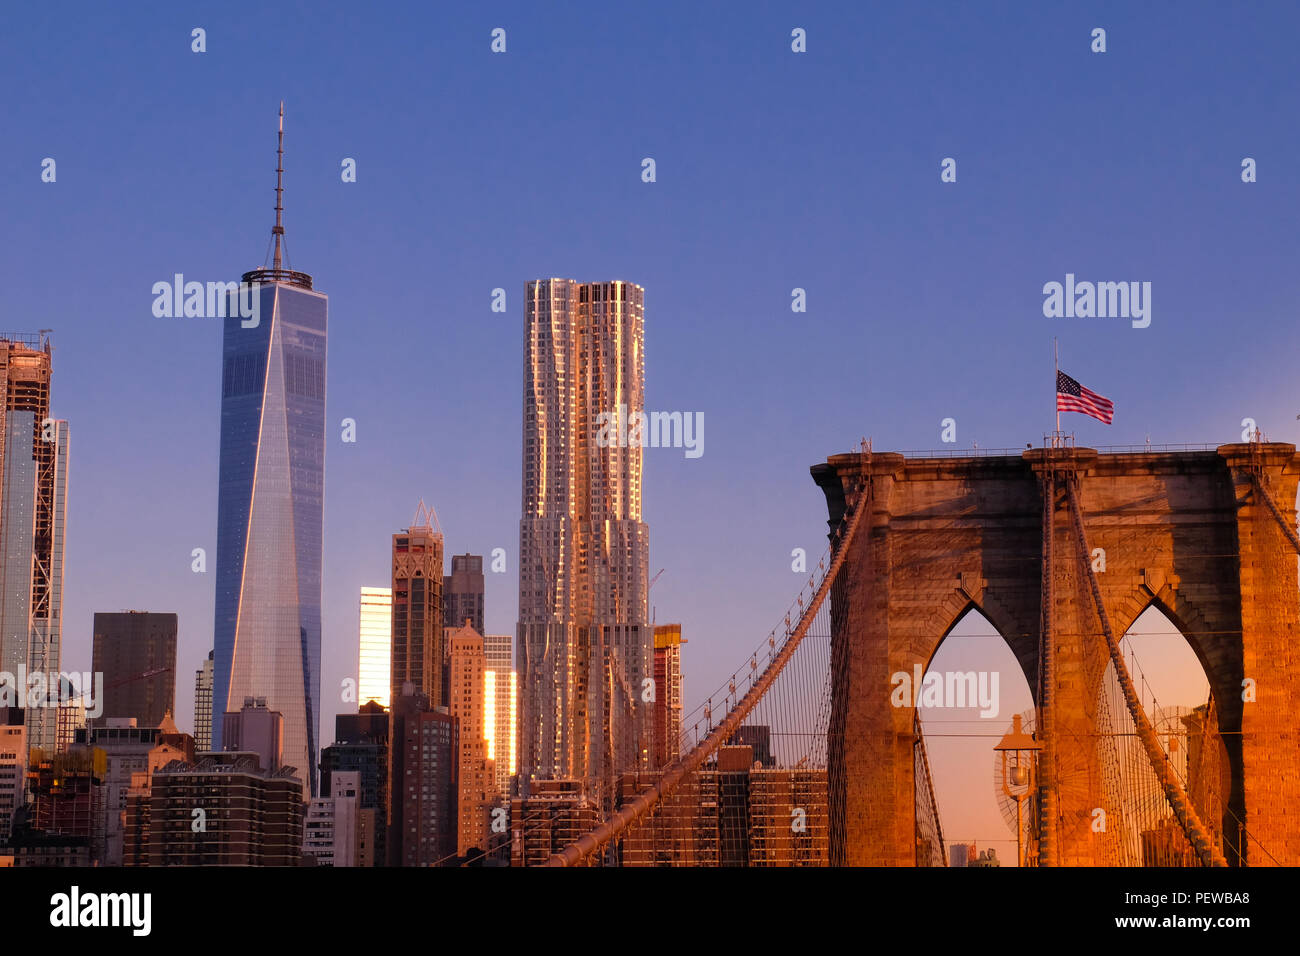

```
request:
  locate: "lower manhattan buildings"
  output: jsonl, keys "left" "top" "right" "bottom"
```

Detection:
{"left": 517, "top": 279, "right": 651, "bottom": 802}
{"left": 90, "top": 612, "right": 177, "bottom": 728}
{"left": 358, "top": 587, "right": 393, "bottom": 708}
{"left": 210, "top": 110, "right": 327, "bottom": 799}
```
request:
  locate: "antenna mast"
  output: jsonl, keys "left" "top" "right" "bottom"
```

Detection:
{"left": 273, "top": 101, "right": 285, "bottom": 271}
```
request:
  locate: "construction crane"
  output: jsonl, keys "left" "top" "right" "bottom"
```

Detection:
{"left": 649, "top": 568, "right": 665, "bottom": 624}
{"left": 62, "top": 664, "right": 170, "bottom": 703}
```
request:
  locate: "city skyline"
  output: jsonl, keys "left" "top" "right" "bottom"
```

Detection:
{"left": 3, "top": 2, "right": 1299, "bottom": 865}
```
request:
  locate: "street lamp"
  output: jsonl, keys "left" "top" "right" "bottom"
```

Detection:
{"left": 994, "top": 713, "right": 1041, "bottom": 868}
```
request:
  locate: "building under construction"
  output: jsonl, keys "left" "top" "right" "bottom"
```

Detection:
{"left": 0, "top": 333, "right": 70, "bottom": 754}
{"left": 615, "top": 745, "right": 829, "bottom": 867}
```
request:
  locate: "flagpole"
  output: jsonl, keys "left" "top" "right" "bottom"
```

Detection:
{"left": 1054, "top": 338, "right": 1060, "bottom": 440}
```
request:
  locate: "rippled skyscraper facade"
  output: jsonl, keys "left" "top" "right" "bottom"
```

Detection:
{"left": 518, "top": 279, "right": 650, "bottom": 800}
{"left": 211, "top": 108, "right": 326, "bottom": 798}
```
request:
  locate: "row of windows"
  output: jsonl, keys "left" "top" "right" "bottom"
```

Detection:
{"left": 222, "top": 353, "right": 266, "bottom": 398}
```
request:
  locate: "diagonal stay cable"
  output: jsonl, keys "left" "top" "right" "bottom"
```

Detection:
{"left": 542, "top": 464, "right": 873, "bottom": 866}
{"left": 1065, "top": 476, "right": 1227, "bottom": 867}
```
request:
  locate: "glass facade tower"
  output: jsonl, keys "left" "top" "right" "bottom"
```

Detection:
{"left": 212, "top": 279, "right": 327, "bottom": 798}
{"left": 211, "top": 108, "right": 327, "bottom": 798}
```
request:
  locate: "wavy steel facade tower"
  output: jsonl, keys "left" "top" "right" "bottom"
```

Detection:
{"left": 0, "top": 334, "right": 69, "bottom": 755}
{"left": 212, "top": 106, "right": 326, "bottom": 798}
{"left": 518, "top": 279, "right": 650, "bottom": 800}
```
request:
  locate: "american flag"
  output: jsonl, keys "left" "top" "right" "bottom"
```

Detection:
{"left": 1057, "top": 370, "right": 1114, "bottom": 424}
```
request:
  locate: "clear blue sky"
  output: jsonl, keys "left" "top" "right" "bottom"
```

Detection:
{"left": 2, "top": 2, "right": 1296, "bottom": 842}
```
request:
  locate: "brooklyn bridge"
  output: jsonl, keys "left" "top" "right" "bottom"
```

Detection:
{"left": 512, "top": 437, "right": 1300, "bottom": 867}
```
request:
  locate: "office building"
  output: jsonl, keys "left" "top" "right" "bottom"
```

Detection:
{"left": 358, "top": 586, "right": 392, "bottom": 708}
{"left": 0, "top": 334, "right": 69, "bottom": 755}
{"left": 391, "top": 502, "right": 444, "bottom": 707}
{"left": 483, "top": 632, "right": 516, "bottom": 796}
{"left": 194, "top": 650, "right": 213, "bottom": 751}
{"left": 388, "top": 683, "right": 456, "bottom": 866}
{"left": 447, "top": 624, "right": 493, "bottom": 856}
{"left": 320, "top": 701, "right": 388, "bottom": 867}
{"left": 518, "top": 279, "right": 651, "bottom": 797}
{"left": 212, "top": 106, "right": 327, "bottom": 799}
{"left": 443, "top": 553, "right": 484, "bottom": 634}
{"left": 91, "top": 611, "right": 177, "bottom": 728}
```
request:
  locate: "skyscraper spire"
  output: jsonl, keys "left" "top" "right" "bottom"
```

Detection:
{"left": 272, "top": 101, "right": 285, "bottom": 271}
{"left": 244, "top": 101, "right": 311, "bottom": 289}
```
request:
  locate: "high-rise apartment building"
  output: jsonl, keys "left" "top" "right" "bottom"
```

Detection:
{"left": 0, "top": 334, "right": 69, "bottom": 755}
{"left": 447, "top": 624, "right": 492, "bottom": 856}
{"left": 304, "top": 770, "right": 359, "bottom": 867}
{"left": 140, "top": 752, "right": 305, "bottom": 866}
{"left": 211, "top": 107, "right": 327, "bottom": 800}
{"left": 443, "top": 553, "right": 484, "bottom": 634}
{"left": 483, "top": 633, "right": 516, "bottom": 796}
{"left": 90, "top": 611, "right": 177, "bottom": 728}
{"left": 518, "top": 279, "right": 651, "bottom": 797}
{"left": 194, "top": 650, "right": 213, "bottom": 751}
{"left": 391, "top": 502, "right": 444, "bottom": 708}
{"left": 652, "top": 624, "right": 686, "bottom": 769}
{"left": 358, "top": 586, "right": 392, "bottom": 708}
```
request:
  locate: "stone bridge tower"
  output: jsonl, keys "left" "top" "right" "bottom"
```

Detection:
{"left": 812, "top": 443, "right": 1300, "bottom": 866}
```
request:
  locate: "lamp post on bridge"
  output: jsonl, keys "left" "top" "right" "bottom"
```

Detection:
{"left": 995, "top": 714, "right": 1041, "bottom": 868}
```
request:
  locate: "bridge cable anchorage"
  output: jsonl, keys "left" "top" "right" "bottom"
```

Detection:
{"left": 541, "top": 455, "right": 875, "bottom": 866}
{"left": 1064, "top": 476, "right": 1228, "bottom": 867}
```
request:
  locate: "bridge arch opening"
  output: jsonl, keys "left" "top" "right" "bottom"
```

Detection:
{"left": 1097, "top": 602, "right": 1238, "bottom": 865}
{"left": 916, "top": 604, "right": 1035, "bottom": 867}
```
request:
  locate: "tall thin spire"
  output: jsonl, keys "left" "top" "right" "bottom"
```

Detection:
{"left": 243, "top": 100, "right": 312, "bottom": 289}
{"left": 273, "top": 101, "right": 285, "bottom": 271}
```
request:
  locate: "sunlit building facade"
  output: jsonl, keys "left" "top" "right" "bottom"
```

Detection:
{"left": 483, "top": 633, "right": 516, "bottom": 795}
{"left": 447, "top": 625, "right": 492, "bottom": 856}
{"left": 211, "top": 112, "right": 327, "bottom": 799}
{"left": 518, "top": 279, "right": 651, "bottom": 799}
{"left": 391, "top": 504, "right": 444, "bottom": 708}
{"left": 358, "top": 587, "right": 392, "bottom": 708}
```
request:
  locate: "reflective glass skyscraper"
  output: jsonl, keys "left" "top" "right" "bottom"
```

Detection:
{"left": 211, "top": 107, "right": 326, "bottom": 798}
{"left": 518, "top": 279, "right": 650, "bottom": 800}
